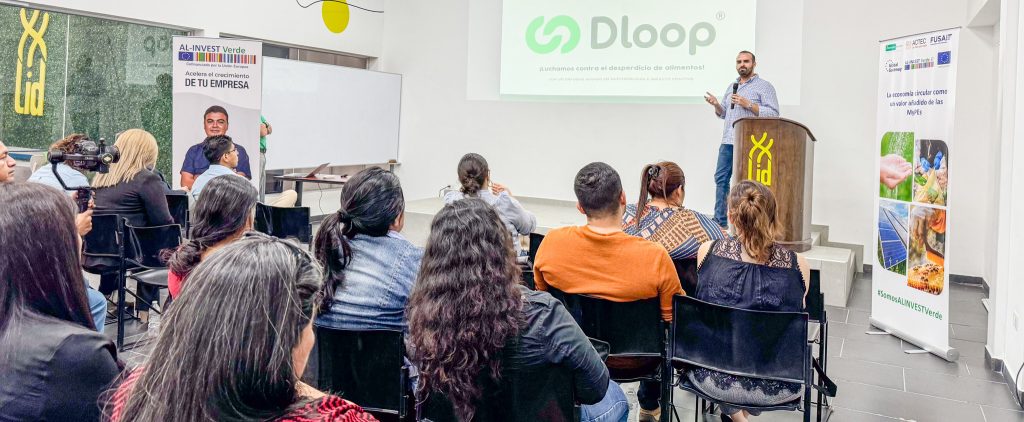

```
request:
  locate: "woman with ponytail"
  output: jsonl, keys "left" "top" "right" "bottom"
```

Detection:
{"left": 165, "top": 175, "right": 257, "bottom": 298}
{"left": 313, "top": 167, "right": 421, "bottom": 331}
{"left": 444, "top": 153, "right": 536, "bottom": 263}
{"left": 691, "top": 180, "right": 810, "bottom": 422}
{"left": 623, "top": 161, "right": 726, "bottom": 260}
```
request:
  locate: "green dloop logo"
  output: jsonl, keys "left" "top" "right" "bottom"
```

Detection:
{"left": 526, "top": 15, "right": 580, "bottom": 54}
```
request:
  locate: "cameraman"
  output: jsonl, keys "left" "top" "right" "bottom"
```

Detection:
{"left": 28, "top": 134, "right": 91, "bottom": 193}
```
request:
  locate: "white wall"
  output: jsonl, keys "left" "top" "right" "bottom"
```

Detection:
{"left": 18, "top": 0, "right": 386, "bottom": 57}
{"left": 988, "top": 0, "right": 1024, "bottom": 395}
{"left": 382, "top": 0, "right": 999, "bottom": 277}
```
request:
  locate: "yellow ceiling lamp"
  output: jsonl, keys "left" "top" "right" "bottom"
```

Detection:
{"left": 321, "top": 0, "right": 351, "bottom": 34}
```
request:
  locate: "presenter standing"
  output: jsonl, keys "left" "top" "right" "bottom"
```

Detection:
{"left": 703, "top": 51, "right": 779, "bottom": 228}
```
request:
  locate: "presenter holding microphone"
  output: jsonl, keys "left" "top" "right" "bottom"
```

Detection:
{"left": 703, "top": 50, "right": 779, "bottom": 229}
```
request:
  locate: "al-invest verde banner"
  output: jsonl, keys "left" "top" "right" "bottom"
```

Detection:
{"left": 171, "top": 36, "right": 262, "bottom": 190}
{"left": 872, "top": 28, "right": 959, "bottom": 361}
{"left": 500, "top": 0, "right": 756, "bottom": 97}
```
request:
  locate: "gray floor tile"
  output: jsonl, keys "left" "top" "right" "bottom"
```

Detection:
{"left": 826, "top": 356, "right": 905, "bottom": 391}
{"left": 982, "top": 405, "right": 1024, "bottom": 422}
{"left": 840, "top": 337, "right": 965, "bottom": 376}
{"left": 949, "top": 307, "right": 988, "bottom": 328}
{"left": 951, "top": 323, "right": 988, "bottom": 343}
{"left": 832, "top": 380, "right": 984, "bottom": 420}
{"left": 825, "top": 306, "right": 849, "bottom": 323}
{"left": 828, "top": 406, "right": 900, "bottom": 421}
{"left": 904, "top": 368, "right": 1021, "bottom": 409}
{"left": 846, "top": 309, "right": 870, "bottom": 326}
{"left": 827, "top": 322, "right": 904, "bottom": 347}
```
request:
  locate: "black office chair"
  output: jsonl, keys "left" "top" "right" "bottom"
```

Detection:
{"left": 254, "top": 202, "right": 312, "bottom": 244}
{"left": 166, "top": 192, "right": 190, "bottom": 233}
{"left": 315, "top": 327, "right": 411, "bottom": 422}
{"left": 418, "top": 357, "right": 579, "bottom": 422}
{"left": 124, "top": 222, "right": 182, "bottom": 315}
{"left": 82, "top": 215, "right": 131, "bottom": 348}
{"left": 520, "top": 233, "right": 547, "bottom": 290}
{"left": 806, "top": 270, "right": 835, "bottom": 421}
{"left": 672, "top": 258, "right": 699, "bottom": 295}
{"left": 546, "top": 289, "right": 668, "bottom": 421}
{"left": 668, "top": 295, "right": 815, "bottom": 422}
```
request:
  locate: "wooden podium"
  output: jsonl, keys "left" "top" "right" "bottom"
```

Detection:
{"left": 732, "top": 117, "right": 817, "bottom": 252}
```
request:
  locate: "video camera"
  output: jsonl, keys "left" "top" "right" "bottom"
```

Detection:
{"left": 48, "top": 136, "right": 120, "bottom": 212}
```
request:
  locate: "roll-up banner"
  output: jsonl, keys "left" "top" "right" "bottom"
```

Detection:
{"left": 171, "top": 36, "right": 262, "bottom": 190}
{"left": 872, "top": 28, "right": 959, "bottom": 361}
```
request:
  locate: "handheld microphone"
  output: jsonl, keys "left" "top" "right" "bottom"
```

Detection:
{"left": 730, "top": 83, "right": 739, "bottom": 109}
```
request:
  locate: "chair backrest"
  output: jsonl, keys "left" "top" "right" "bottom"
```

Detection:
{"left": 82, "top": 214, "right": 123, "bottom": 259}
{"left": 419, "top": 360, "right": 578, "bottom": 422}
{"left": 166, "top": 192, "right": 190, "bottom": 232}
{"left": 547, "top": 288, "right": 662, "bottom": 357}
{"left": 125, "top": 223, "right": 183, "bottom": 269}
{"left": 527, "top": 233, "right": 545, "bottom": 264}
{"left": 315, "top": 327, "right": 407, "bottom": 416}
{"left": 806, "top": 270, "right": 825, "bottom": 323}
{"left": 670, "top": 295, "right": 809, "bottom": 384}
{"left": 254, "top": 202, "right": 312, "bottom": 243}
{"left": 673, "top": 258, "right": 699, "bottom": 295}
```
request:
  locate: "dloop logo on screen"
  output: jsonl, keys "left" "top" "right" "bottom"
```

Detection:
{"left": 526, "top": 15, "right": 717, "bottom": 55}
{"left": 526, "top": 15, "right": 580, "bottom": 54}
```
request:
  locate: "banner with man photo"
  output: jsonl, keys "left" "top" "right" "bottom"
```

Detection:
{"left": 872, "top": 28, "right": 959, "bottom": 361}
{"left": 171, "top": 36, "right": 262, "bottom": 191}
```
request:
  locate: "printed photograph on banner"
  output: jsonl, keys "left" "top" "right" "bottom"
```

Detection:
{"left": 907, "top": 205, "right": 946, "bottom": 295}
{"left": 879, "top": 131, "right": 914, "bottom": 201}
{"left": 877, "top": 200, "right": 909, "bottom": 276}
{"left": 913, "top": 139, "right": 948, "bottom": 206}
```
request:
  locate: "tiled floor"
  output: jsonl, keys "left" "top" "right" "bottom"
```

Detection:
{"left": 103, "top": 272, "right": 1024, "bottom": 422}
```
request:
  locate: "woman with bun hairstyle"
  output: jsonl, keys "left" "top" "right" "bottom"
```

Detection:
{"left": 443, "top": 153, "right": 536, "bottom": 263}
{"left": 692, "top": 180, "right": 810, "bottom": 422}
{"left": 623, "top": 161, "right": 725, "bottom": 260}
{"left": 313, "top": 167, "right": 422, "bottom": 331}
{"left": 164, "top": 174, "right": 257, "bottom": 298}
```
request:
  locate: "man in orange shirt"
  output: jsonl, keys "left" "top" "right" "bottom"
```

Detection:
{"left": 534, "top": 161, "right": 683, "bottom": 422}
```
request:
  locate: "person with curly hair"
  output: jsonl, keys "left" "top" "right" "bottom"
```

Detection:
{"left": 407, "top": 198, "right": 627, "bottom": 422}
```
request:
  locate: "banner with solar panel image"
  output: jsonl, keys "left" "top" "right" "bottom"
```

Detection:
{"left": 872, "top": 28, "right": 959, "bottom": 362}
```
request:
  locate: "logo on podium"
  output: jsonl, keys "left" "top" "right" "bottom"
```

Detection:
{"left": 747, "top": 132, "right": 773, "bottom": 186}
{"left": 14, "top": 8, "right": 49, "bottom": 117}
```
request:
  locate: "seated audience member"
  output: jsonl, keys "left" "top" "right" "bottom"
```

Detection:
{"left": 314, "top": 167, "right": 421, "bottom": 331}
{"left": 408, "top": 199, "right": 628, "bottom": 422}
{"left": 691, "top": 180, "right": 810, "bottom": 422}
{"left": 179, "top": 105, "right": 252, "bottom": 189}
{"left": 0, "top": 140, "right": 15, "bottom": 183}
{"left": 533, "top": 162, "right": 682, "bottom": 422}
{"left": 191, "top": 135, "right": 296, "bottom": 206}
{"left": 164, "top": 175, "right": 257, "bottom": 298}
{"left": 443, "top": 153, "right": 536, "bottom": 262}
{"left": 623, "top": 161, "right": 726, "bottom": 259}
{"left": 0, "top": 182, "right": 120, "bottom": 422}
{"left": 28, "top": 133, "right": 91, "bottom": 191}
{"left": 91, "top": 129, "right": 174, "bottom": 322}
{"left": 107, "top": 233, "right": 378, "bottom": 421}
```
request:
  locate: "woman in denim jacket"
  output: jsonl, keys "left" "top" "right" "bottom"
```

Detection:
{"left": 314, "top": 167, "right": 423, "bottom": 331}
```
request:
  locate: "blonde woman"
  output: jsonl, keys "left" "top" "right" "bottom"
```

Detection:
{"left": 91, "top": 129, "right": 174, "bottom": 320}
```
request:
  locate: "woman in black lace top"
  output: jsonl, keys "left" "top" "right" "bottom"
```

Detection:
{"left": 693, "top": 181, "right": 810, "bottom": 422}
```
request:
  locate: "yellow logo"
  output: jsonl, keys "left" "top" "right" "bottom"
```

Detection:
{"left": 14, "top": 8, "right": 49, "bottom": 117}
{"left": 321, "top": 1, "right": 350, "bottom": 34}
{"left": 747, "top": 132, "right": 774, "bottom": 186}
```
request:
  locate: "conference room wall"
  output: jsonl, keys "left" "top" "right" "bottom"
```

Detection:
{"left": 381, "top": 0, "right": 1000, "bottom": 278}
{"left": 17, "top": 0, "right": 386, "bottom": 57}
